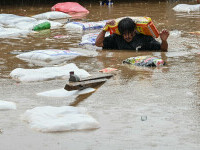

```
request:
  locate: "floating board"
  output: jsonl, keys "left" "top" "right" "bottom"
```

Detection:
{"left": 64, "top": 74, "right": 113, "bottom": 91}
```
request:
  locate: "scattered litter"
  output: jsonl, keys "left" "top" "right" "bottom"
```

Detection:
{"left": 188, "top": 31, "right": 200, "bottom": 35}
{"left": 53, "top": 35, "right": 69, "bottom": 39}
{"left": 22, "top": 106, "right": 100, "bottom": 132}
{"left": 141, "top": 116, "right": 147, "bottom": 121}
{"left": 0, "top": 100, "right": 16, "bottom": 110}
{"left": 173, "top": 4, "right": 200, "bottom": 13}
{"left": 10, "top": 63, "right": 90, "bottom": 82}
{"left": 37, "top": 88, "right": 95, "bottom": 97}
{"left": 32, "top": 11, "right": 71, "bottom": 20}
{"left": 123, "top": 56, "right": 165, "bottom": 67}
{"left": 33, "top": 22, "right": 50, "bottom": 31}
{"left": 170, "top": 30, "right": 182, "bottom": 37}
{"left": 99, "top": 67, "right": 118, "bottom": 73}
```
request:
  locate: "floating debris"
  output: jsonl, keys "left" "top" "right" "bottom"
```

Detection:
{"left": 141, "top": 116, "right": 147, "bottom": 121}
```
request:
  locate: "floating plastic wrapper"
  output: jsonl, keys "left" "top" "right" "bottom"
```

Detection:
{"left": 123, "top": 56, "right": 165, "bottom": 67}
{"left": 33, "top": 22, "right": 51, "bottom": 31}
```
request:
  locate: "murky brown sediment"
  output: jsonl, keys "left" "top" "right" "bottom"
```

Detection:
{"left": 0, "top": 0, "right": 200, "bottom": 150}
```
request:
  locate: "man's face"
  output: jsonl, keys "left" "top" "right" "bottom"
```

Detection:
{"left": 123, "top": 31, "right": 135, "bottom": 43}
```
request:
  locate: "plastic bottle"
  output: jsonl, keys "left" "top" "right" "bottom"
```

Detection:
{"left": 69, "top": 71, "right": 80, "bottom": 82}
{"left": 33, "top": 22, "right": 51, "bottom": 31}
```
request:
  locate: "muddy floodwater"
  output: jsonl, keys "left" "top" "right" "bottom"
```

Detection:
{"left": 0, "top": 0, "right": 200, "bottom": 149}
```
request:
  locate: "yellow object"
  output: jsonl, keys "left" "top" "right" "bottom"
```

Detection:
{"left": 105, "top": 17, "right": 160, "bottom": 38}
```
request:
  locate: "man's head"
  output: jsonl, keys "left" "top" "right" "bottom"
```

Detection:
{"left": 118, "top": 17, "right": 136, "bottom": 42}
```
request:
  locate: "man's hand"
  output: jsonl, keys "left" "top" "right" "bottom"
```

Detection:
{"left": 160, "top": 29, "right": 169, "bottom": 41}
{"left": 103, "top": 20, "right": 116, "bottom": 31}
{"left": 160, "top": 29, "right": 169, "bottom": 52}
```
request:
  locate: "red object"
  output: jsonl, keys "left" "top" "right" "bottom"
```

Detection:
{"left": 99, "top": 68, "right": 118, "bottom": 73}
{"left": 51, "top": 2, "right": 89, "bottom": 14}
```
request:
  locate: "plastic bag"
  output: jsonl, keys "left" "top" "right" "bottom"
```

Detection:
{"left": 123, "top": 56, "right": 165, "bottom": 67}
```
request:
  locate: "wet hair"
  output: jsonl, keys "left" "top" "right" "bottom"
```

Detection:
{"left": 118, "top": 17, "right": 136, "bottom": 35}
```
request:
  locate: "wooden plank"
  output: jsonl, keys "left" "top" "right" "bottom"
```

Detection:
{"left": 64, "top": 78, "right": 107, "bottom": 91}
{"left": 80, "top": 74, "right": 113, "bottom": 82}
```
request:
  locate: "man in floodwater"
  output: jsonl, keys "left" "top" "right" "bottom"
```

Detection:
{"left": 95, "top": 17, "right": 169, "bottom": 51}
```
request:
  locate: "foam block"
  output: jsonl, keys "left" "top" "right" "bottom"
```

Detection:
{"left": 37, "top": 88, "right": 95, "bottom": 97}
{"left": 22, "top": 106, "right": 100, "bottom": 132}
{"left": 173, "top": 4, "right": 200, "bottom": 12}
{"left": 0, "top": 100, "right": 16, "bottom": 110}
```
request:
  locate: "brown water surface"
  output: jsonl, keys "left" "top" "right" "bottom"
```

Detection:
{"left": 0, "top": 0, "right": 200, "bottom": 150}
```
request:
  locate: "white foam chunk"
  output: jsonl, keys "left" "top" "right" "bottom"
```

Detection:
{"left": 0, "top": 100, "right": 16, "bottom": 110}
{"left": 22, "top": 106, "right": 100, "bottom": 132}
{"left": 32, "top": 11, "right": 71, "bottom": 20}
{"left": 10, "top": 63, "right": 90, "bottom": 82}
{"left": 37, "top": 88, "right": 95, "bottom": 97}
{"left": 170, "top": 30, "right": 182, "bottom": 37}
{"left": 17, "top": 49, "right": 83, "bottom": 62}
{"left": 173, "top": 4, "right": 200, "bottom": 12}
{"left": 64, "top": 20, "right": 107, "bottom": 31}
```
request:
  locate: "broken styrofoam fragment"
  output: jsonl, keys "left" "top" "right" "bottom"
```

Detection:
{"left": 37, "top": 88, "right": 95, "bottom": 97}
{"left": 0, "top": 100, "right": 16, "bottom": 110}
{"left": 173, "top": 4, "right": 200, "bottom": 12}
{"left": 22, "top": 106, "right": 100, "bottom": 132}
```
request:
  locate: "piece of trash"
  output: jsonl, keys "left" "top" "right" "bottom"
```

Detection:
{"left": 53, "top": 35, "right": 69, "bottom": 39}
{"left": 123, "top": 56, "right": 165, "bottom": 67}
{"left": 99, "top": 67, "right": 118, "bottom": 73}
{"left": 33, "top": 22, "right": 51, "bottom": 31}
{"left": 188, "top": 31, "right": 200, "bottom": 35}
{"left": 141, "top": 116, "right": 147, "bottom": 121}
{"left": 69, "top": 71, "right": 81, "bottom": 82}
{"left": 0, "top": 129, "right": 2, "bottom": 134}
{"left": 65, "top": 74, "right": 113, "bottom": 91}
{"left": 22, "top": 106, "right": 99, "bottom": 132}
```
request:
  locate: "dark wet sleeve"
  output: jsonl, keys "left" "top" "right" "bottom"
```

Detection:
{"left": 103, "top": 35, "right": 117, "bottom": 49}
{"left": 144, "top": 36, "right": 161, "bottom": 51}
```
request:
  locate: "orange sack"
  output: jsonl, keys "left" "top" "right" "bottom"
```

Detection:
{"left": 104, "top": 17, "right": 159, "bottom": 38}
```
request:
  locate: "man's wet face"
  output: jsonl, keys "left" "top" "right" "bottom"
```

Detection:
{"left": 123, "top": 31, "right": 135, "bottom": 42}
